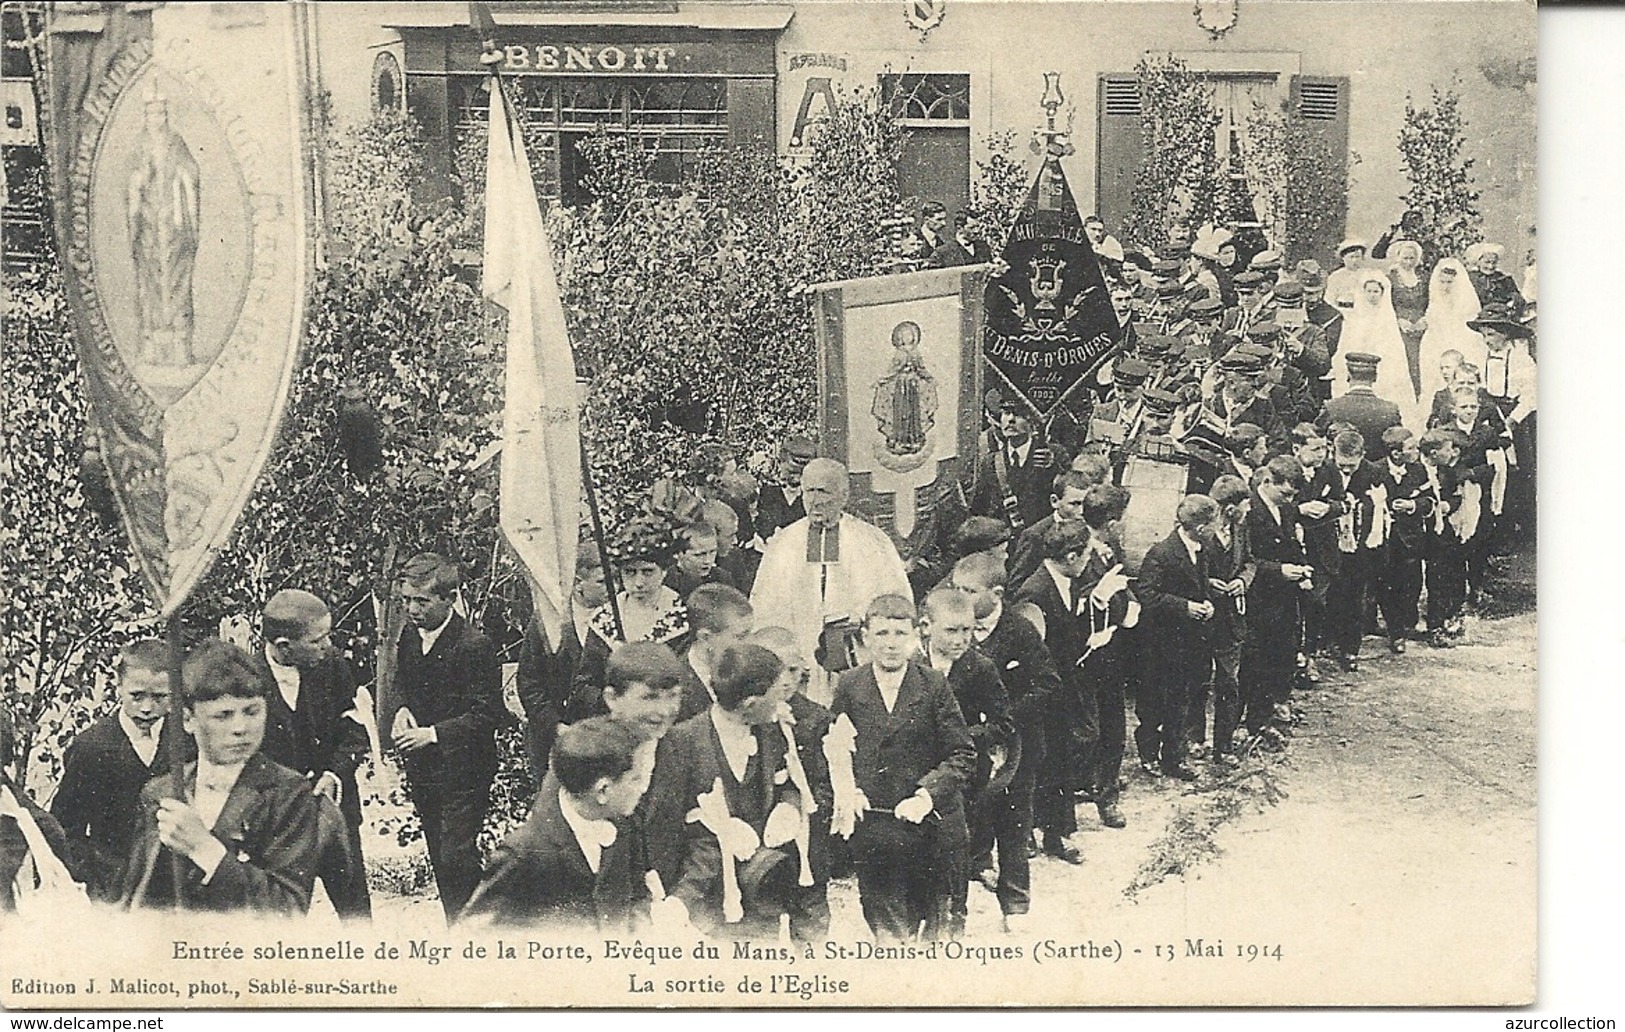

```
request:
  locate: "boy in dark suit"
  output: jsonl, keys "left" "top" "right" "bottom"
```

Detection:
{"left": 599, "top": 641, "right": 688, "bottom": 899}
{"left": 517, "top": 543, "right": 605, "bottom": 780}
{"left": 1377, "top": 428, "right": 1435, "bottom": 653}
{"left": 1322, "top": 430, "right": 1388, "bottom": 671}
{"left": 664, "top": 644, "right": 804, "bottom": 938}
{"left": 120, "top": 640, "right": 322, "bottom": 916}
{"left": 461, "top": 717, "right": 654, "bottom": 932}
{"left": 390, "top": 553, "right": 511, "bottom": 923}
{"left": 1011, "top": 520, "right": 1099, "bottom": 864}
{"left": 1077, "top": 485, "right": 1138, "bottom": 824}
{"left": 919, "top": 587, "right": 1012, "bottom": 938}
{"left": 750, "top": 626, "right": 835, "bottom": 942}
{"left": 1417, "top": 429, "right": 1467, "bottom": 647}
{"left": 1291, "top": 424, "right": 1345, "bottom": 682}
{"left": 1199, "top": 477, "right": 1255, "bottom": 763}
{"left": 257, "top": 588, "right": 371, "bottom": 919}
{"left": 51, "top": 640, "right": 193, "bottom": 901}
{"left": 830, "top": 595, "right": 976, "bottom": 943}
{"left": 674, "top": 583, "right": 755, "bottom": 722}
{"left": 1136, "top": 496, "right": 1220, "bottom": 780}
{"left": 950, "top": 552, "right": 1059, "bottom": 929}
{"left": 1240, "top": 457, "right": 1313, "bottom": 746}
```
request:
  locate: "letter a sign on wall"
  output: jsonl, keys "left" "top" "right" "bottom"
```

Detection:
{"left": 45, "top": 3, "right": 316, "bottom": 615}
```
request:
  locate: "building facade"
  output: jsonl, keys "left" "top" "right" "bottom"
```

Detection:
{"left": 7, "top": 2, "right": 1530, "bottom": 274}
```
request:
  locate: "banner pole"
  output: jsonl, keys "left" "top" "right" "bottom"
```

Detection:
{"left": 579, "top": 436, "right": 626, "bottom": 644}
{"left": 165, "top": 611, "right": 187, "bottom": 910}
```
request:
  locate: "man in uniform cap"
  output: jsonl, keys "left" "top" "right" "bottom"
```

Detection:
{"left": 1249, "top": 249, "right": 1284, "bottom": 278}
{"left": 1090, "top": 357, "right": 1151, "bottom": 455}
{"left": 758, "top": 435, "right": 819, "bottom": 540}
{"left": 1248, "top": 322, "right": 1321, "bottom": 427}
{"left": 1297, "top": 265, "right": 1345, "bottom": 393}
{"left": 1315, "top": 352, "right": 1403, "bottom": 450}
{"left": 1272, "top": 280, "right": 1335, "bottom": 402}
{"left": 1223, "top": 270, "right": 1275, "bottom": 337}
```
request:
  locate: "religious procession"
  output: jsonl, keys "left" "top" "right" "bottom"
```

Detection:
{"left": 1, "top": 0, "right": 1536, "bottom": 980}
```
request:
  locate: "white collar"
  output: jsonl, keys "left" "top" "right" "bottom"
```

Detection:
{"left": 872, "top": 663, "right": 907, "bottom": 694}
{"left": 1042, "top": 559, "right": 1074, "bottom": 608}
{"left": 558, "top": 788, "right": 616, "bottom": 870}
{"left": 973, "top": 600, "right": 1004, "bottom": 642}
{"left": 417, "top": 611, "right": 454, "bottom": 652}
{"left": 194, "top": 757, "right": 247, "bottom": 799}
{"left": 1006, "top": 438, "right": 1032, "bottom": 464}
{"left": 926, "top": 648, "right": 955, "bottom": 674}
{"left": 1177, "top": 527, "right": 1204, "bottom": 557}
{"left": 118, "top": 710, "right": 163, "bottom": 748}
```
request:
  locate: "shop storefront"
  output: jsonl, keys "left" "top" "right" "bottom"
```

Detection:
{"left": 389, "top": 6, "right": 791, "bottom": 205}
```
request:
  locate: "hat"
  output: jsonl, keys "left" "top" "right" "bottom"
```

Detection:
{"left": 1155, "top": 280, "right": 1184, "bottom": 298}
{"left": 1337, "top": 238, "right": 1367, "bottom": 255}
{"left": 1142, "top": 387, "right": 1181, "bottom": 414}
{"left": 1151, "top": 259, "right": 1182, "bottom": 278}
{"left": 1235, "top": 342, "right": 1275, "bottom": 363}
{"left": 1113, "top": 357, "right": 1151, "bottom": 384}
{"left": 1296, "top": 267, "right": 1325, "bottom": 289}
{"left": 951, "top": 516, "right": 1014, "bottom": 558}
{"left": 1191, "top": 227, "right": 1233, "bottom": 261}
{"left": 1234, "top": 270, "right": 1266, "bottom": 289}
{"left": 1137, "top": 335, "right": 1176, "bottom": 358}
{"left": 1122, "top": 249, "right": 1152, "bottom": 269}
{"left": 1162, "top": 241, "right": 1191, "bottom": 259}
{"left": 1187, "top": 296, "right": 1224, "bottom": 318}
{"left": 1182, "top": 341, "right": 1214, "bottom": 362}
{"left": 1272, "top": 280, "right": 1305, "bottom": 301}
{"left": 1467, "top": 303, "right": 1534, "bottom": 338}
{"left": 1343, "top": 351, "right": 1381, "bottom": 372}
{"left": 1249, "top": 250, "right": 1283, "bottom": 271}
{"left": 1245, "top": 322, "right": 1281, "bottom": 343}
{"left": 1218, "top": 352, "right": 1264, "bottom": 374}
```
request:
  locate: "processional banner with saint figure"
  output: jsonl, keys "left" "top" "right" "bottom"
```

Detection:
{"left": 810, "top": 265, "right": 988, "bottom": 559}
{"left": 43, "top": 2, "right": 316, "bottom": 614}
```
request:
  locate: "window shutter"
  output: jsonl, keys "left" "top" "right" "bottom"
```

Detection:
{"left": 1288, "top": 74, "right": 1351, "bottom": 264}
{"left": 1095, "top": 73, "right": 1144, "bottom": 234}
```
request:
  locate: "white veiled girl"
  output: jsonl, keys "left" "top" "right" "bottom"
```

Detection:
{"left": 1418, "top": 257, "right": 1483, "bottom": 402}
{"left": 1333, "top": 272, "right": 1422, "bottom": 427}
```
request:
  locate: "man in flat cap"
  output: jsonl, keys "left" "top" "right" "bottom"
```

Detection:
{"left": 1316, "top": 352, "right": 1403, "bottom": 452}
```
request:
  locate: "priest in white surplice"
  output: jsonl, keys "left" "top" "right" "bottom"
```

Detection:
{"left": 750, "top": 458, "right": 912, "bottom": 707}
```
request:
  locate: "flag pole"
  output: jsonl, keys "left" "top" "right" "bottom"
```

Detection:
{"left": 579, "top": 435, "right": 626, "bottom": 644}
{"left": 165, "top": 611, "right": 187, "bottom": 909}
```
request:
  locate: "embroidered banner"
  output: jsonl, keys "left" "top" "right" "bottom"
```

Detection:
{"left": 45, "top": 3, "right": 317, "bottom": 614}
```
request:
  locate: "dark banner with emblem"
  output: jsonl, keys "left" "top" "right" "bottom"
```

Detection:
{"left": 983, "top": 156, "right": 1119, "bottom": 425}
{"left": 44, "top": 3, "right": 316, "bottom": 615}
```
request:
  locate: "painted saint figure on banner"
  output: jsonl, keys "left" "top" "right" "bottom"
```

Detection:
{"left": 127, "top": 83, "right": 201, "bottom": 369}
{"left": 871, "top": 320, "right": 938, "bottom": 471}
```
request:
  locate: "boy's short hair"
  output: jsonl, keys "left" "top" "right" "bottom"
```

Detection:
{"left": 686, "top": 583, "right": 752, "bottom": 634}
{"left": 1263, "top": 455, "right": 1308, "bottom": 491}
{"left": 1209, "top": 474, "right": 1250, "bottom": 508}
{"left": 1067, "top": 453, "right": 1112, "bottom": 486}
{"left": 1455, "top": 362, "right": 1482, "bottom": 382}
{"left": 181, "top": 639, "right": 268, "bottom": 707}
{"left": 1050, "top": 470, "right": 1092, "bottom": 502}
{"left": 1081, "top": 485, "right": 1131, "bottom": 530}
{"left": 1333, "top": 430, "right": 1367, "bottom": 459}
{"left": 1038, "top": 519, "right": 1093, "bottom": 561}
{"left": 1381, "top": 426, "right": 1415, "bottom": 452}
{"left": 1225, "top": 423, "right": 1266, "bottom": 458}
{"left": 711, "top": 644, "right": 784, "bottom": 710}
{"left": 399, "top": 552, "right": 460, "bottom": 598}
{"left": 262, "top": 588, "right": 330, "bottom": 645}
{"left": 862, "top": 594, "right": 918, "bottom": 627}
{"left": 605, "top": 641, "right": 683, "bottom": 695}
{"left": 677, "top": 521, "right": 718, "bottom": 549}
{"left": 551, "top": 717, "right": 643, "bottom": 796}
{"left": 1176, "top": 494, "right": 1221, "bottom": 529}
{"left": 698, "top": 500, "right": 739, "bottom": 539}
{"left": 1440, "top": 349, "right": 1464, "bottom": 364}
{"left": 924, "top": 585, "right": 975, "bottom": 622}
{"left": 951, "top": 551, "right": 1007, "bottom": 592}
{"left": 575, "top": 541, "right": 604, "bottom": 579}
{"left": 1289, "top": 423, "right": 1325, "bottom": 449}
{"left": 949, "top": 516, "right": 1012, "bottom": 559}
{"left": 116, "top": 639, "right": 172, "bottom": 678}
{"left": 1451, "top": 385, "right": 1482, "bottom": 403}
{"left": 1417, "top": 429, "right": 1453, "bottom": 458}
{"left": 1441, "top": 428, "right": 1470, "bottom": 449}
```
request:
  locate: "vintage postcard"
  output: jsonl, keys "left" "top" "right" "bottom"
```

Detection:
{"left": 1, "top": 0, "right": 1536, "bottom": 1010}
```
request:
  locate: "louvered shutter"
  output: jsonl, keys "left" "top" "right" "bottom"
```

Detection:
{"left": 1095, "top": 73, "right": 1144, "bottom": 235}
{"left": 1288, "top": 74, "right": 1351, "bottom": 264}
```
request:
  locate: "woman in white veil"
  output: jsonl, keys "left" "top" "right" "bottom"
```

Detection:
{"left": 1418, "top": 256, "right": 1483, "bottom": 402}
{"left": 1333, "top": 272, "right": 1422, "bottom": 427}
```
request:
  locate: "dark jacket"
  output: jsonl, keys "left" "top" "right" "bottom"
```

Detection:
{"left": 630, "top": 733, "right": 690, "bottom": 897}
{"left": 755, "top": 484, "right": 805, "bottom": 542}
{"left": 1379, "top": 459, "right": 1437, "bottom": 553}
{"left": 50, "top": 714, "right": 192, "bottom": 901}
{"left": 830, "top": 662, "right": 976, "bottom": 837}
{"left": 460, "top": 775, "right": 647, "bottom": 933}
{"left": 974, "top": 603, "right": 1061, "bottom": 741}
{"left": 1136, "top": 529, "right": 1215, "bottom": 668}
{"left": 119, "top": 753, "right": 322, "bottom": 916}
{"left": 1316, "top": 387, "right": 1403, "bottom": 455}
{"left": 1243, "top": 492, "right": 1308, "bottom": 650}
{"left": 515, "top": 615, "right": 586, "bottom": 776}
{"left": 394, "top": 613, "right": 509, "bottom": 791}
{"left": 256, "top": 652, "right": 368, "bottom": 827}
{"left": 1199, "top": 519, "right": 1256, "bottom": 648}
{"left": 969, "top": 437, "right": 1066, "bottom": 532}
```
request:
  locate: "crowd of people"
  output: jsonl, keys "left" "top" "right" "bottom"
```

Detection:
{"left": 0, "top": 210, "right": 1535, "bottom": 949}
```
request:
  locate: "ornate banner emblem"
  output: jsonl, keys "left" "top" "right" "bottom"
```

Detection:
{"left": 982, "top": 156, "right": 1119, "bottom": 425}
{"left": 812, "top": 266, "right": 987, "bottom": 554}
{"left": 47, "top": 4, "right": 315, "bottom": 614}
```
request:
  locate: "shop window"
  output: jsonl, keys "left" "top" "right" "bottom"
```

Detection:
{"left": 880, "top": 73, "right": 971, "bottom": 221}
{"left": 452, "top": 75, "right": 728, "bottom": 208}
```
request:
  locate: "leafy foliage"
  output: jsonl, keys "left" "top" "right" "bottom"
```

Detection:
{"left": 964, "top": 130, "right": 1031, "bottom": 257}
{"left": 1398, "top": 83, "right": 1483, "bottom": 261}
{"left": 1123, "top": 54, "right": 1226, "bottom": 248}
{"left": 1238, "top": 101, "right": 1351, "bottom": 262}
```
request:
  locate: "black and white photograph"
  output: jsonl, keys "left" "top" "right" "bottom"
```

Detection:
{"left": 0, "top": 0, "right": 1556, "bottom": 1012}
